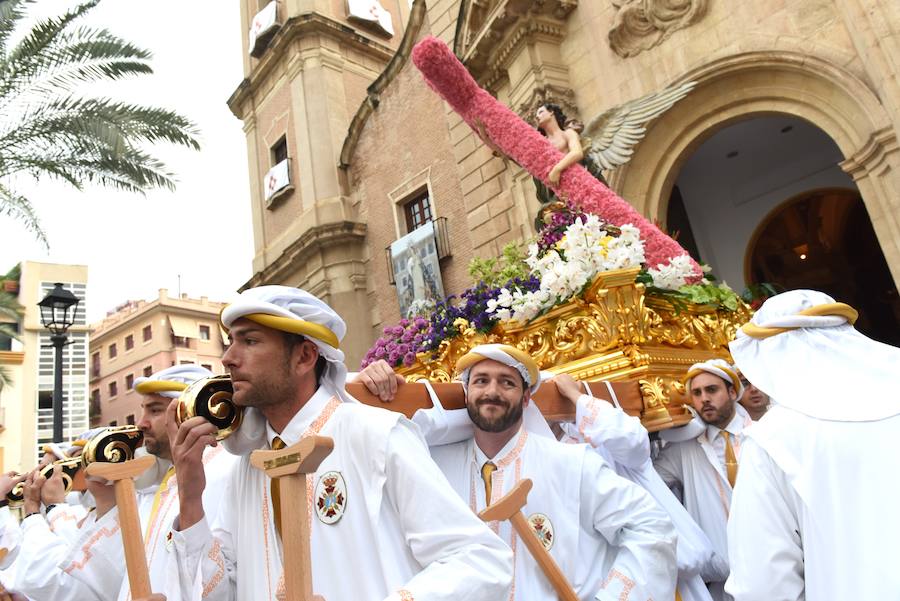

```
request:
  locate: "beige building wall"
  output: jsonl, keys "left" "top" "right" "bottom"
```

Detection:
{"left": 234, "top": 0, "right": 900, "bottom": 365}
{"left": 0, "top": 262, "right": 88, "bottom": 473}
{"left": 90, "top": 289, "right": 226, "bottom": 427}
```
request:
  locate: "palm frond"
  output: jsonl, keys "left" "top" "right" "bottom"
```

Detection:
{"left": 0, "top": 0, "right": 201, "bottom": 242}
{"left": 0, "top": 0, "right": 31, "bottom": 54}
{"left": 0, "top": 183, "right": 47, "bottom": 247}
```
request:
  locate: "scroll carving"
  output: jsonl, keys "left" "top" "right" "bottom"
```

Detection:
{"left": 608, "top": 0, "right": 708, "bottom": 58}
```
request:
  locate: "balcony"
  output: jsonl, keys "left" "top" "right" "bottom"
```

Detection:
{"left": 264, "top": 158, "right": 292, "bottom": 207}
{"left": 249, "top": 1, "right": 281, "bottom": 58}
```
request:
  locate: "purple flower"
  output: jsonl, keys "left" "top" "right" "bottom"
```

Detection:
{"left": 402, "top": 352, "right": 416, "bottom": 366}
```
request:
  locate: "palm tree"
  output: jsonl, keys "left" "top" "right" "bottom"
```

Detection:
{"left": 0, "top": 0, "right": 201, "bottom": 246}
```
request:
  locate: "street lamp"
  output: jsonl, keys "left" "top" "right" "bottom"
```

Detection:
{"left": 38, "top": 283, "right": 80, "bottom": 443}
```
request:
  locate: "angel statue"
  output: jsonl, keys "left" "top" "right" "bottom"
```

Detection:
{"left": 533, "top": 81, "right": 696, "bottom": 229}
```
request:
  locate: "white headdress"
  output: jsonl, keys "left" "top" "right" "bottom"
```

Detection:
{"left": 730, "top": 289, "right": 900, "bottom": 422}
{"left": 134, "top": 365, "right": 214, "bottom": 398}
{"left": 683, "top": 358, "right": 744, "bottom": 401}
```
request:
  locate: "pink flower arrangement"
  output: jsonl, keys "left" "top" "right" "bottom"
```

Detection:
{"left": 411, "top": 36, "right": 701, "bottom": 281}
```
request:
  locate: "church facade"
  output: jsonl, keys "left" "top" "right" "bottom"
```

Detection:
{"left": 230, "top": 0, "right": 900, "bottom": 366}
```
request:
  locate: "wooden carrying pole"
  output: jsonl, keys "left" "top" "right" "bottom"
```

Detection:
{"left": 84, "top": 455, "right": 157, "bottom": 599}
{"left": 345, "top": 380, "right": 643, "bottom": 421}
{"left": 479, "top": 479, "right": 579, "bottom": 601}
{"left": 250, "top": 436, "right": 333, "bottom": 601}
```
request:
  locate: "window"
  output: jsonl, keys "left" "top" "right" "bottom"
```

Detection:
{"left": 143, "top": 365, "right": 153, "bottom": 377}
{"left": 109, "top": 420, "right": 118, "bottom": 426}
{"left": 201, "top": 363, "right": 213, "bottom": 372}
{"left": 91, "top": 389, "right": 100, "bottom": 404}
{"left": 108, "top": 381, "right": 118, "bottom": 397}
{"left": 143, "top": 325, "right": 152, "bottom": 342}
{"left": 126, "top": 414, "right": 135, "bottom": 425}
{"left": 125, "top": 374, "right": 134, "bottom": 389}
{"left": 91, "top": 352, "right": 100, "bottom": 377}
{"left": 108, "top": 343, "right": 117, "bottom": 359}
{"left": 125, "top": 334, "right": 134, "bottom": 350}
{"left": 199, "top": 325, "right": 211, "bottom": 340}
{"left": 173, "top": 336, "right": 191, "bottom": 348}
{"left": 271, "top": 136, "right": 288, "bottom": 165}
{"left": 38, "top": 390, "right": 52, "bottom": 410}
{"left": 179, "top": 360, "right": 194, "bottom": 365}
{"left": 403, "top": 190, "right": 432, "bottom": 233}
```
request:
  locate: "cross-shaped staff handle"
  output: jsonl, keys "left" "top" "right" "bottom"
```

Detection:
{"left": 479, "top": 479, "right": 580, "bottom": 601}
{"left": 250, "top": 436, "right": 333, "bottom": 601}
{"left": 84, "top": 455, "right": 157, "bottom": 599}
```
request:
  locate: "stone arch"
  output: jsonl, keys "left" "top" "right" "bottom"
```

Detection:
{"left": 609, "top": 49, "right": 900, "bottom": 285}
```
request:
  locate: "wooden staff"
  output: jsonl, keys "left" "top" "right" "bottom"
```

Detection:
{"left": 479, "top": 479, "right": 579, "bottom": 601}
{"left": 85, "top": 455, "right": 156, "bottom": 599}
{"left": 250, "top": 436, "right": 333, "bottom": 601}
{"left": 345, "top": 380, "right": 643, "bottom": 421}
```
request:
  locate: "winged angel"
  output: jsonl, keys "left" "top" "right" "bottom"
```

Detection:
{"left": 532, "top": 81, "right": 696, "bottom": 225}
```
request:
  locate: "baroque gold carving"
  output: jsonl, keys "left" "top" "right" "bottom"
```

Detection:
{"left": 398, "top": 267, "right": 751, "bottom": 431}
{"left": 608, "top": 0, "right": 708, "bottom": 58}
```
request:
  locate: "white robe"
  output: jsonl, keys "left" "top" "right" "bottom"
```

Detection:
{"left": 560, "top": 393, "right": 721, "bottom": 601}
{"left": 430, "top": 426, "right": 677, "bottom": 601}
{"left": 60, "top": 447, "right": 237, "bottom": 601}
{"left": 13, "top": 503, "right": 97, "bottom": 600}
{"left": 725, "top": 406, "right": 900, "bottom": 601}
{"left": 653, "top": 407, "right": 751, "bottom": 600}
{"left": 171, "top": 387, "right": 514, "bottom": 601}
{"left": 0, "top": 506, "right": 23, "bottom": 589}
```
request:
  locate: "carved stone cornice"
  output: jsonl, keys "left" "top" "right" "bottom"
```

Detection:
{"left": 839, "top": 126, "right": 898, "bottom": 178}
{"left": 608, "top": 0, "right": 707, "bottom": 59}
{"left": 242, "top": 220, "right": 368, "bottom": 290}
{"left": 227, "top": 13, "right": 396, "bottom": 120}
{"left": 456, "top": 0, "right": 577, "bottom": 82}
{"left": 517, "top": 84, "right": 579, "bottom": 123}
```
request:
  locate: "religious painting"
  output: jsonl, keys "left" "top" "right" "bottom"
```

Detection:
{"left": 390, "top": 220, "right": 445, "bottom": 318}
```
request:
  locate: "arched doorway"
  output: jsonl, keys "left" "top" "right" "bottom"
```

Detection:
{"left": 664, "top": 114, "right": 900, "bottom": 344}
{"left": 746, "top": 188, "right": 900, "bottom": 345}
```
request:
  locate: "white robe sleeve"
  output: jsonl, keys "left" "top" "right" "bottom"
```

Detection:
{"left": 0, "top": 507, "right": 21, "bottom": 570}
{"left": 574, "top": 393, "right": 650, "bottom": 470}
{"left": 58, "top": 508, "right": 128, "bottom": 599}
{"left": 380, "top": 420, "right": 513, "bottom": 600}
{"left": 47, "top": 503, "right": 89, "bottom": 545}
{"left": 652, "top": 443, "right": 684, "bottom": 499}
{"left": 15, "top": 513, "right": 101, "bottom": 600}
{"left": 581, "top": 451, "right": 678, "bottom": 601}
{"left": 169, "top": 499, "right": 237, "bottom": 601}
{"left": 725, "top": 438, "right": 805, "bottom": 601}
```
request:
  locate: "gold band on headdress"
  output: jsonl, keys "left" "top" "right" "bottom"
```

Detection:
{"left": 236, "top": 312, "right": 341, "bottom": 349}
{"left": 455, "top": 344, "right": 540, "bottom": 386}
{"left": 683, "top": 365, "right": 741, "bottom": 391}
{"left": 740, "top": 302, "right": 858, "bottom": 340}
{"left": 134, "top": 379, "right": 190, "bottom": 395}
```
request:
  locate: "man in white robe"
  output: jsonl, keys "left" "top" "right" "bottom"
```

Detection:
{"left": 553, "top": 375, "right": 723, "bottom": 601}
{"left": 653, "top": 359, "right": 750, "bottom": 601}
{"left": 168, "top": 286, "right": 513, "bottom": 601}
{"left": 725, "top": 290, "right": 900, "bottom": 600}
{"left": 420, "top": 344, "right": 677, "bottom": 601}
{"left": 56, "top": 365, "right": 237, "bottom": 601}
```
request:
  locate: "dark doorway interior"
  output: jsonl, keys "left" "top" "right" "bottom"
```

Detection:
{"left": 747, "top": 188, "right": 900, "bottom": 345}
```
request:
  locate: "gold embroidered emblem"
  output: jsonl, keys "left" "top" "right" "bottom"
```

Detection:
{"left": 314, "top": 471, "right": 346, "bottom": 525}
{"left": 527, "top": 512, "right": 554, "bottom": 551}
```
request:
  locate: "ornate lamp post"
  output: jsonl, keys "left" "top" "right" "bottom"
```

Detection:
{"left": 38, "top": 283, "right": 80, "bottom": 443}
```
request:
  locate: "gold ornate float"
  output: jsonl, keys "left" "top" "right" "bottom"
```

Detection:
{"left": 397, "top": 267, "right": 752, "bottom": 432}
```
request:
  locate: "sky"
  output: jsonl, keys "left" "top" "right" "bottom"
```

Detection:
{"left": 1, "top": 0, "right": 254, "bottom": 322}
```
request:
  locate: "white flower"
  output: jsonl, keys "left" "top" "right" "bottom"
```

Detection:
{"left": 648, "top": 254, "right": 696, "bottom": 291}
